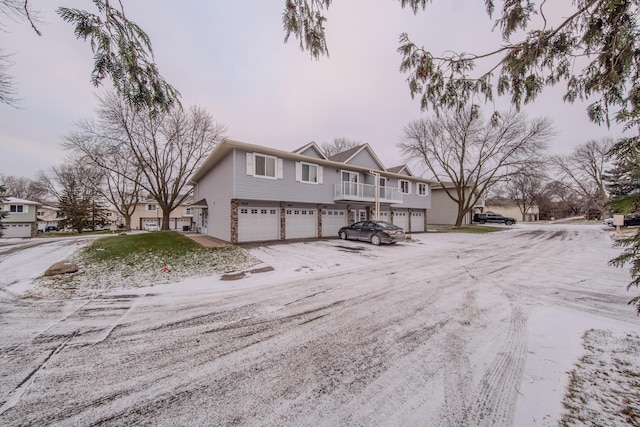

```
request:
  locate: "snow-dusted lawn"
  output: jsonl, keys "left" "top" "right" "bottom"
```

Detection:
{"left": 0, "top": 224, "right": 638, "bottom": 425}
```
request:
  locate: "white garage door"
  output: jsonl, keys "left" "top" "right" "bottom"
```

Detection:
{"left": 173, "top": 218, "right": 192, "bottom": 230}
{"left": 377, "top": 211, "right": 390, "bottom": 222}
{"left": 392, "top": 211, "right": 409, "bottom": 230}
{"left": 141, "top": 218, "right": 158, "bottom": 230}
{"left": 321, "top": 210, "right": 346, "bottom": 237}
{"left": 2, "top": 223, "right": 32, "bottom": 238}
{"left": 410, "top": 211, "right": 425, "bottom": 232}
{"left": 238, "top": 207, "right": 279, "bottom": 242}
{"left": 286, "top": 208, "right": 317, "bottom": 239}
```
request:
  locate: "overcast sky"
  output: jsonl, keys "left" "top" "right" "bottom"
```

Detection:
{"left": 0, "top": 1, "right": 626, "bottom": 180}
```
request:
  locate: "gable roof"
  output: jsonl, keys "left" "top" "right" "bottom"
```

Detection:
{"left": 188, "top": 198, "right": 208, "bottom": 208}
{"left": 386, "top": 165, "right": 414, "bottom": 176}
{"left": 190, "top": 138, "right": 436, "bottom": 184}
{"left": 328, "top": 144, "right": 386, "bottom": 170}
{"left": 292, "top": 142, "right": 328, "bottom": 160}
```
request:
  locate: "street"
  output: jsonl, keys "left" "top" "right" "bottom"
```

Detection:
{"left": 0, "top": 224, "right": 637, "bottom": 426}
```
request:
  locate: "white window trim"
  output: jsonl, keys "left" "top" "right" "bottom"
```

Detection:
{"left": 417, "top": 182, "right": 428, "bottom": 197}
{"left": 399, "top": 179, "right": 411, "bottom": 194}
{"left": 296, "top": 161, "right": 323, "bottom": 184}
{"left": 146, "top": 204, "right": 157, "bottom": 211}
{"left": 247, "top": 152, "right": 283, "bottom": 179}
{"left": 9, "top": 204, "right": 26, "bottom": 213}
{"left": 341, "top": 170, "right": 359, "bottom": 183}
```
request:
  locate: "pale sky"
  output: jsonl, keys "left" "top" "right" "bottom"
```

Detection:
{"left": 0, "top": 1, "right": 625, "bottom": 180}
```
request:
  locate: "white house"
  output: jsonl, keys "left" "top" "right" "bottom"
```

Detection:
{"left": 1, "top": 197, "right": 41, "bottom": 238}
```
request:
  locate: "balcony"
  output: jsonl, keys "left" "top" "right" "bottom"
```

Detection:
{"left": 334, "top": 182, "right": 403, "bottom": 204}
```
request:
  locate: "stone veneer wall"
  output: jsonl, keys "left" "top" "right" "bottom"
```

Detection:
{"left": 230, "top": 199, "right": 239, "bottom": 244}
{"left": 279, "top": 201, "right": 286, "bottom": 240}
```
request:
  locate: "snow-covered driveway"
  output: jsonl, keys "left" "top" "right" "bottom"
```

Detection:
{"left": 0, "top": 224, "right": 637, "bottom": 425}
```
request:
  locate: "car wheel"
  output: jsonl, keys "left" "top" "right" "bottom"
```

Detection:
{"left": 371, "top": 234, "right": 381, "bottom": 246}
{"left": 480, "top": 220, "right": 486, "bottom": 224}
{"left": 339, "top": 231, "right": 348, "bottom": 240}
{"left": 505, "top": 220, "right": 514, "bottom": 225}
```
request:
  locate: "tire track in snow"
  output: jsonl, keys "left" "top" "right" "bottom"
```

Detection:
{"left": 466, "top": 305, "right": 527, "bottom": 426}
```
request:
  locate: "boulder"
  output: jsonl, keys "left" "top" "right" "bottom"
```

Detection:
{"left": 44, "top": 261, "right": 79, "bottom": 276}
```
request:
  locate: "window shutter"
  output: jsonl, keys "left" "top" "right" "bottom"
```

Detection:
{"left": 318, "top": 165, "right": 323, "bottom": 184}
{"left": 295, "top": 162, "right": 301, "bottom": 182}
{"left": 408, "top": 182, "right": 412, "bottom": 194}
{"left": 246, "top": 152, "right": 254, "bottom": 175}
{"left": 277, "top": 158, "right": 284, "bottom": 179}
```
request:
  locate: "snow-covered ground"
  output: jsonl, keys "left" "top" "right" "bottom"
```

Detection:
{"left": 0, "top": 224, "right": 638, "bottom": 426}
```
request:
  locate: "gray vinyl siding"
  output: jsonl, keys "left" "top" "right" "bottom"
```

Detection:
{"left": 4, "top": 208, "right": 38, "bottom": 223}
{"left": 196, "top": 151, "right": 234, "bottom": 241}
{"left": 231, "top": 149, "right": 431, "bottom": 209}
{"left": 234, "top": 150, "right": 337, "bottom": 204}
{"left": 299, "top": 147, "right": 324, "bottom": 159}
{"left": 392, "top": 189, "right": 431, "bottom": 210}
{"left": 347, "top": 150, "right": 380, "bottom": 170}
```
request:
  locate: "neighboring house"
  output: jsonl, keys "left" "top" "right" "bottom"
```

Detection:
{"left": 428, "top": 182, "right": 484, "bottom": 225}
{"left": 1, "top": 197, "right": 41, "bottom": 238}
{"left": 103, "top": 208, "right": 122, "bottom": 227}
{"left": 129, "top": 198, "right": 194, "bottom": 230}
{"left": 189, "top": 139, "right": 434, "bottom": 243}
{"left": 484, "top": 197, "right": 540, "bottom": 222}
{"left": 36, "top": 204, "right": 63, "bottom": 232}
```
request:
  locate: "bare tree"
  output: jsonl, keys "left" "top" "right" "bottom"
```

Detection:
{"left": 320, "top": 138, "right": 361, "bottom": 157}
{"left": 399, "top": 107, "right": 554, "bottom": 226}
{"left": 0, "top": 174, "right": 48, "bottom": 201}
{"left": 64, "top": 92, "right": 226, "bottom": 230}
{"left": 68, "top": 142, "right": 142, "bottom": 231}
{"left": 507, "top": 171, "right": 546, "bottom": 222}
{"left": 552, "top": 138, "right": 614, "bottom": 219}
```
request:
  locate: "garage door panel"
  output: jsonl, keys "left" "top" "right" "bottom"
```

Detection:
{"left": 239, "top": 208, "right": 279, "bottom": 242}
{"left": 411, "top": 211, "right": 425, "bottom": 232}
{"left": 392, "top": 211, "right": 408, "bottom": 230}
{"left": 321, "top": 210, "right": 346, "bottom": 237}
{"left": 2, "top": 223, "right": 32, "bottom": 238}
{"left": 286, "top": 209, "right": 316, "bottom": 239}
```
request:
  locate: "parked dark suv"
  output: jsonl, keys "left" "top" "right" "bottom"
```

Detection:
{"left": 473, "top": 212, "right": 517, "bottom": 225}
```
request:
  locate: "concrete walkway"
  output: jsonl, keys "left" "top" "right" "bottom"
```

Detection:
{"left": 182, "top": 232, "right": 231, "bottom": 248}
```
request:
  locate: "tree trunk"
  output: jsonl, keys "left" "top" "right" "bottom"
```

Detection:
{"left": 124, "top": 214, "right": 132, "bottom": 231}
{"left": 454, "top": 207, "right": 466, "bottom": 227}
{"left": 162, "top": 210, "right": 171, "bottom": 231}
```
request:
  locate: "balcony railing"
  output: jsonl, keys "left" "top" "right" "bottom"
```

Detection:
{"left": 334, "top": 182, "right": 403, "bottom": 203}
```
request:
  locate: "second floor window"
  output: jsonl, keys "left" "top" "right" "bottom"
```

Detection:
{"left": 9, "top": 205, "right": 24, "bottom": 213}
{"left": 302, "top": 163, "right": 318, "bottom": 183}
{"left": 417, "top": 183, "right": 428, "bottom": 196}
{"left": 399, "top": 180, "right": 411, "bottom": 194}
{"left": 255, "top": 154, "right": 276, "bottom": 178}
{"left": 146, "top": 204, "right": 157, "bottom": 211}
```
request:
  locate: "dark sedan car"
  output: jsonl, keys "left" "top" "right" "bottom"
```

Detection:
{"left": 338, "top": 220, "right": 406, "bottom": 245}
{"left": 624, "top": 213, "right": 640, "bottom": 227}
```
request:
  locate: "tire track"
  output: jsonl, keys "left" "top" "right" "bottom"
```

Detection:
{"left": 466, "top": 306, "right": 527, "bottom": 426}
